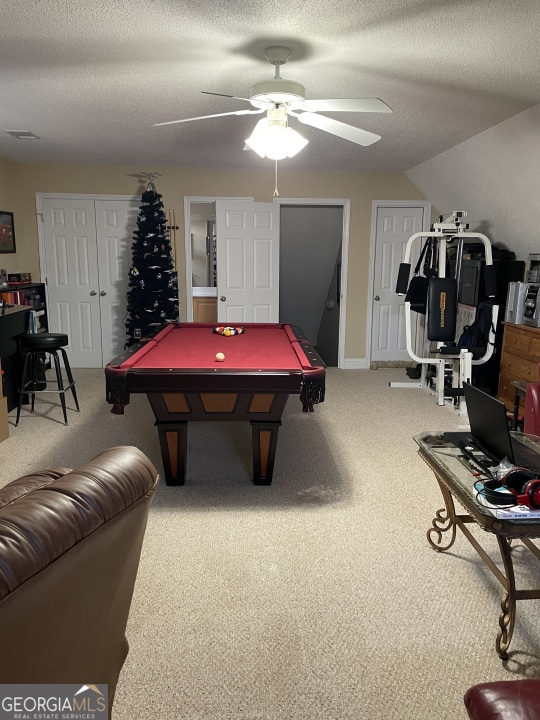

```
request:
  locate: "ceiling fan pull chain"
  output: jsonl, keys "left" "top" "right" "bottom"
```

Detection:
{"left": 273, "top": 159, "right": 280, "bottom": 197}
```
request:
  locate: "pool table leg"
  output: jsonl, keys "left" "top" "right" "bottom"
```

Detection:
{"left": 156, "top": 421, "right": 188, "bottom": 486}
{"left": 251, "top": 420, "right": 281, "bottom": 485}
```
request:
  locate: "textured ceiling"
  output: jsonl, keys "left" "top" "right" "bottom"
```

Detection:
{"left": 0, "top": 0, "right": 539, "bottom": 172}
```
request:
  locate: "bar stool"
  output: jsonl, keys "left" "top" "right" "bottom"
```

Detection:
{"left": 16, "top": 333, "right": 80, "bottom": 426}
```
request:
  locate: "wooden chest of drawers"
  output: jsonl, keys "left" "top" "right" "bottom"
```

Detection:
{"left": 498, "top": 322, "right": 540, "bottom": 412}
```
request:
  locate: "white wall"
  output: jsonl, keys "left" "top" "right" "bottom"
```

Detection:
{"left": 406, "top": 103, "right": 540, "bottom": 262}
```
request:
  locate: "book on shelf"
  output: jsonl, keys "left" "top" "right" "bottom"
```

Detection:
{"left": 1, "top": 290, "right": 24, "bottom": 305}
{"left": 28, "top": 309, "right": 45, "bottom": 333}
{"left": 1, "top": 289, "right": 41, "bottom": 307}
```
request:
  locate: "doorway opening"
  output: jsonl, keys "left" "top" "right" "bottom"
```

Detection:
{"left": 274, "top": 198, "right": 350, "bottom": 368}
{"left": 184, "top": 196, "right": 253, "bottom": 322}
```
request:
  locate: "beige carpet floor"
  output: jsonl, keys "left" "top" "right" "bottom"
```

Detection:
{"left": 2, "top": 367, "right": 540, "bottom": 719}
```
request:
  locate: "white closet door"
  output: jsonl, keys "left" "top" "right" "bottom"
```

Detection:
{"left": 41, "top": 196, "right": 136, "bottom": 367}
{"left": 42, "top": 198, "right": 103, "bottom": 367}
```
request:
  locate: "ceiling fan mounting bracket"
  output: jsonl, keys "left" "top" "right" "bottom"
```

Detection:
{"left": 264, "top": 46, "right": 292, "bottom": 66}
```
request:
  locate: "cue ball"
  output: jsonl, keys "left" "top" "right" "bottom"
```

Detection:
{"left": 216, "top": 352, "right": 225, "bottom": 362}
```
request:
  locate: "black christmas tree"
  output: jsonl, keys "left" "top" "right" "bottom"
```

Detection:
{"left": 125, "top": 181, "right": 179, "bottom": 346}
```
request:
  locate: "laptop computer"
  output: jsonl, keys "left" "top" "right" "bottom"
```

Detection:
{"left": 444, "top": 382, "right": 540, "bottom": 473}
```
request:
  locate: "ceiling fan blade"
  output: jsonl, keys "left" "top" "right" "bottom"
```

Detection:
{"left": 301, "top": 98, "right": 393, "bottom": 113}
{"left": 296, "top": 112, "right": 382, "bottom": 146}
{"left": 202, "top": 91, "right": 254, "bottom": 103}
{"left": 153, "top": 108, "right": 265, "bottom": 127}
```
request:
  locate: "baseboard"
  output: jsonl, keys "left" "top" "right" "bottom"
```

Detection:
{"left": 342, "top": 359, "right": 417, "bottom": 370}
{"left": 342, "top": 358, "right": 370, "bottom": 369}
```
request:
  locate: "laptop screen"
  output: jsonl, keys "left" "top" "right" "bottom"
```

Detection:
{"left": 463, "top": 382, "right": 514, "bottom": 463}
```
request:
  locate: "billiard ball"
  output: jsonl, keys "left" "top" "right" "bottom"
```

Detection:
{"left": 216, "top": 352, "right": 225, "bottom": 362}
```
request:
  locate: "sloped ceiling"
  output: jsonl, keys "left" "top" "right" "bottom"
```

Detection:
{"left": 0, "top": 0, "right": 539, "bottom": 172}
{"left": 406, "top": 103, "right": 540, "bottom": 258}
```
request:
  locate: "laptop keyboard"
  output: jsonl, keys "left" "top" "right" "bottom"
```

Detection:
{"left": 512, "top": 440, "right": 540, "bottom": 473}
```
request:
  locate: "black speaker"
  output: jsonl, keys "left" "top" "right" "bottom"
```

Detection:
{"left": 482, "top": 469, "right": 540, "bottom": 509}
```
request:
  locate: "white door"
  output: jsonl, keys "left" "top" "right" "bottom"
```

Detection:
{"left": 215, "top": 200, "right": 280, "bottom": 323}
{"left": 370, "top": 205, "right": 427, "bottom": 362}
{"left": 42, "top": 198, "right": 102, "bottom": 368}
{"left": 41, "top": 197, "right": 136, "bottom": 367}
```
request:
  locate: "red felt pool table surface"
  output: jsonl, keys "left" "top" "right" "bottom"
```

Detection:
{"left": 117, "top": 322, "right": 316, "bottom": 372}
{"left": 105, "top": 323, "right": 326, "bottom": 487}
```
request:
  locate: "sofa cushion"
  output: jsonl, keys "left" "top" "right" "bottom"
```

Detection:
{"left": 0, "top": 469, "right": 70, "bottom": 509}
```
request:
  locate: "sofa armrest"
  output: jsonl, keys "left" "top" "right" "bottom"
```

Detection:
{"left": 464, "top": 680, "right": 540, "bottom": 720}
{"left": 0, "top": 445, "right": 159, "bottom": 719}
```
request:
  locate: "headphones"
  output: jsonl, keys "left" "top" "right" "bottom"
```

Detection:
{"left": 481, "top": 468, "right": 540, "bottom": 509}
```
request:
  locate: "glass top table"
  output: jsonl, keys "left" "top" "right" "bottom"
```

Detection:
{"left": 415, "top": 431, "right": 540, "bottom": 659}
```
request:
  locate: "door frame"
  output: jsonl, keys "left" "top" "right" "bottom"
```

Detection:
{"left": 273, "top": 197, "right": 350, "bottom": 369}
{"left": 183, "top": 196, "right": 254, "bottom": 321}
{"left": 367, "top": 200, "right": 431, "bottom": 364}
{"left": 36, "top": 192, "right": 137, "bottom": 286}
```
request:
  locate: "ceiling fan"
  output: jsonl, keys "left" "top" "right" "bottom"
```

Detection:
{"left": 153, "top": 45, "right": 393, "bottom": 148}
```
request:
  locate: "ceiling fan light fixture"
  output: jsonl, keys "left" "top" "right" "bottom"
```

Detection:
{"left": 245, "top": 109, "right": 308, "bottom": 160}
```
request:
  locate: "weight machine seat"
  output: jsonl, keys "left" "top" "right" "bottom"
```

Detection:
{"left": 436, "top": 344, "right": 484, "bottom": 357}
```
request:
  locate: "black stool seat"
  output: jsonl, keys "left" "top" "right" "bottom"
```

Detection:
{"left": 19, "top": 333, "right": 69, "bottom": 352}
{"left": 16, "top": 332, "right": 79, "bottom": 426}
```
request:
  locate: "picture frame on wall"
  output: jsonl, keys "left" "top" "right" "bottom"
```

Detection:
{"left": 0, "top": 211, "right": 15, "bottom": 253}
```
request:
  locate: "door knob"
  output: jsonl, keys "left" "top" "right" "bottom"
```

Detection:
{"left": 220, "top": 296, "right": 227, "bottom": 302}
{"left": 374, "top": 295, "right": 380, "bottom": 301}
{"left": 100, "top": 291, "right": 107, "bottom": 296}
{"left": 90, "top": 290, "right": 97, "bottom": 296}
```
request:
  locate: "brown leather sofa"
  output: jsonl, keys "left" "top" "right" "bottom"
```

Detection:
{"left": 0, "top": 445, "right": 158, "bottom": 718}
{"left": 464, "top": 680, "right": 540, "bottom": 719}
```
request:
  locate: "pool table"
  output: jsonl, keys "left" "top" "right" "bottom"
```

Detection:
{"left": 105, "top": 322, "right": 326, "bottom": 485}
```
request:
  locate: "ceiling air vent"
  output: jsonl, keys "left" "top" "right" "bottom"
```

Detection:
{"left": 4, "top": 130, "right": 41, "bottom": 139}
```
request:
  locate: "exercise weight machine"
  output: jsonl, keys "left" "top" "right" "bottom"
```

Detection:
{"left": 391, "top": 212, "right": 499, "bottom": 412}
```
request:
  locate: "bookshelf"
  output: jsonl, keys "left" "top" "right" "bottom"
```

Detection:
{"left": 0, "top": 283, "right": 48, "bottom": 410}
{"left": 0, "top": 283, "right": 48, "bottom": 333}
